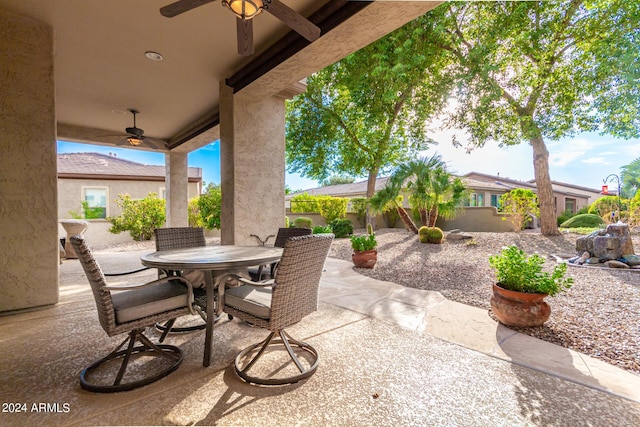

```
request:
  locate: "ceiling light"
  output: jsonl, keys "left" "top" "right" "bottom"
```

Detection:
{"left": 145, "top": 51, "right": 163, "bottom": 61}
{"left": 222, "top": 0, "right": 264, "bottom": 20}
{"left": 127, "top": 136, "right": 143, "bottom": 146}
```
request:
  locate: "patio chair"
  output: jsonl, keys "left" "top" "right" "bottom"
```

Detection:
{"left": 248, "top": 227, "right": 312, "bottom": 281}
{"left": 69, "top": 235, "right": 196, "bottom": 393}
{"left": 154, "top": 227, "right": 208, "bottom": 339}
{"left": 222, "top": 233, "right": 333, "bottom": 385}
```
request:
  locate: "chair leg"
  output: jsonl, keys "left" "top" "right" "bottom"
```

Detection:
{"left": 234, "top": 329, "right": 319, "bottom": 386}
{"left": 80, "top": 329, "right": 183, "bottom": 393}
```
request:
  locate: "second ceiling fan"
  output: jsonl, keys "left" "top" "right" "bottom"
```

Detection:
{"left": 160, "top": 0, "right": 321, "bottom": 56}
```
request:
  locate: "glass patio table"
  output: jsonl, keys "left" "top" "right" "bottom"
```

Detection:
{"left": 141, "top": 245, "right": 283, "bottom": 367}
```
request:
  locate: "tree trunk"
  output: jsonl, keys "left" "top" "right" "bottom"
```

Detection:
{"left": 365, "top": 169, "right": 379, "bottom": 230}
{"left": 419, "top": 209, "right": 428, "bottom": 226}
{"left": 428, "top": 206, "right": 439, "bottom": 227}
{"left": 397, "top": 206, "right": 419, "bottom": 234}
{"left": 531, "top": 135, "right": 559, "bottom": 236}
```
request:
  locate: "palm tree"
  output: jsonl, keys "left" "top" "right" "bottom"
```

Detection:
{"left": 621, "top": 158, "right": 640, "bottom": 199}
{"left": 369, "top": 186, "right": 419, "bottom": 234}
{"left": 371, "top": 154, "right": 467, "bottom": 233}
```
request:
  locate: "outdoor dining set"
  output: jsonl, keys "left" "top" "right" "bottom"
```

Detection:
{"left": 70, "top": 227, "right": 333, "bottom": 393}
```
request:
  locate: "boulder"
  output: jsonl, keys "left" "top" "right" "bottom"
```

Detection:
{"left": 574, "top": 222, "right": 635, "bottom": 261}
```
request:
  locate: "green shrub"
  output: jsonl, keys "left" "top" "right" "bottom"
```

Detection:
{"left": 560, "top": 214, "right": 606, "bottom": 228}
{"left": 418, "top": 226, "right": 429, "bottom": 243}
{"left": 293, "top": 217, "right": 313, "bottom": 229}
{"left": 285, "top": 216, "right": 290, "bottom": 228}
{"left": 290, "top": 193, "right": 348, "bottom": 223}
{"left": 350, "top": 197, "right": 368, "bottom": 227}
{"left": 556, "top": 210, "right": 574, "bottom": 227}
{"left": 329, "top": 218, "right": 353, "bottom": 238}
{"left": 108, "top": 192, "right": 165, "bottom": 241}
{"left": 489, "top": 246, "right": 573, "bottom": 296}
{"left": 426, "top": 227, "right": 444, "bottom": 244}
{"left": 312, "top": 225, "right": 332, "bottom": 234}
{"left": 198, "top": 184, "right": 222, "bottom": 230}
{"left": 350, "top": 233, "right": 377, "bottom": 252}
{"left": 499, "top": 188, "right": 539, "bottom": 231}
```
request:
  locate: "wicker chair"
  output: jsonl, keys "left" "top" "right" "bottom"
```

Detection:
{"left": 154, "top": 227, "right": 208, "bottom": 339}
{"left": 69, "top": 235, "right": 196, "bottom": 393}
{"left": 248, "top": 227, "right": 312, "bottom": 281}
{"left": 223, "top": 234, "right": 333, "bottom": 385}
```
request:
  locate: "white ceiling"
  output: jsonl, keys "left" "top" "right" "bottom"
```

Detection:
{"left": 0, "top": 0, "right": 331, "bottom": 148}
{"left": 0, "top": 1, "right": 442, "bottom": 152}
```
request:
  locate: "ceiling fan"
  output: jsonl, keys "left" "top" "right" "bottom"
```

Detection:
{"left": 114, "top": 109, "right": 164, "bottom": 150}
{"left": 160, "top": 0, "right": 321, "bottom": 56}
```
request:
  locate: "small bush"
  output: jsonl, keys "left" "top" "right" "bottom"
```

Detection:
{"left": 426, "top": 227, "right": 444, "bottom": 244}
{"left": 329, "top": 218, "right": 353, "bottom": 238}
{"left": 556, "top": 210, "right": 574, "bottom": 227}
{"left": 312, "top": 225, "right": 332, "bottom": 234}
{"left": 418, "top": 226, "right": 430, "bottom": 243}
{"left": 350, "top": 233, "right": 377, "bottom": 251}
{"left": 350, "top": 197, "right": 368, "bottom": 227}
{"left": 293, "top": 217, "right": 313, "bottom": 229}
{"left": 418, "top": 226, "right": 444, "bottom": 244}
{"left": 560, "top": 214, "right": 606, "bottom": 228}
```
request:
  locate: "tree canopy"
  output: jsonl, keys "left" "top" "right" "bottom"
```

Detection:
{"left": 426, "top": 0, "right": 640, "bottom": 235}
{"left": 285, "top": 14, "right": 453, "bottom": 200}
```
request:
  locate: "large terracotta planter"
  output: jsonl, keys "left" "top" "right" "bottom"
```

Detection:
{"left": 352, "top": 250, "right": 377, "bottom": 269}
{"left": 490, "top": 283, "right": 551, "bottom": 327}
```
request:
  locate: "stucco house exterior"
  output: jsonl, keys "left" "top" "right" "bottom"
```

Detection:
{"left": 57, "top": 152, "right": 202, "bottom": 246}
{"left": 286, "top": 172, "right": 602, "bottom": 232}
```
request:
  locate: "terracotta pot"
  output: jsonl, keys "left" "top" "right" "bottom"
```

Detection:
{"left": 352, "top": 250, "right": 377, "bottom": 269}
{"left": 490, "top": 283, "right": 550, "bottom": 327}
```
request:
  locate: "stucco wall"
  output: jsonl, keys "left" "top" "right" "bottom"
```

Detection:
{"left": 57, "top": 178, "right": 201, "bottom": 246}
{"left": 0, "top": 10, "right": 58, "bottom": 312}
{"left": 286, "top": 207, "right": 515, "bottom": 233}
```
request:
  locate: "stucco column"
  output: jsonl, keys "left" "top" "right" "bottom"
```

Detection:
{"left": 165, "top": 151, "right": 189, "bottom": 227}
{"left": 0, "top": 9, "right": 58, "bottom": 312}
{"left": 219, "top": 82, "right": 286, "bottom": 245}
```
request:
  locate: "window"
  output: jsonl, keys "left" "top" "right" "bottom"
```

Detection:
{"left": 469, "top": 193, "right": 484, "bottom": 207}
{"left": 82, "top": 187, "right": 107, "bottom": 219}
{"left": 159, "top": 187, "right": 166, "bottom": 199}
{"left": 490, "top": 194, "right": 500, "bottom": 208}
{"left": 565, "top": 198, "right": 575, "bottom": 214}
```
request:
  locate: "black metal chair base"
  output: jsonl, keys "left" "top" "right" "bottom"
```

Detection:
{"left": 80, "top": 329, "right": 183, "bottom": 393}
{"left": 234, "top": 329, "right": 319, "bottom": 386}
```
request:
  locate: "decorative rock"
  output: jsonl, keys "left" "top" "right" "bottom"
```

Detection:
{"left": 603, "top": 260, "right": 630, "bottom": 269}
{"left": 621, "top": 254, "right": 640, "bottom": 266}
{"left": 585, "top": 257, "right": 601, "bottom": 265}
{"left": 574, "top": 222, "right": 636, "bottom": 261}
{"left": 446, "top": 229, "right": 473, "bottom": 241}
{"left": 606, "top": 222, "right": 635, "bottom": 255}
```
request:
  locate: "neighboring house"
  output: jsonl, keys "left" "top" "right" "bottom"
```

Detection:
{"left": 287, "top": 172, "right": 602, "bottom": 231}
{"left": 464, "top": 172, "right": 601, "bottom": 214}
{"left": 57, "top": 152, "right": 202, "bottom": 245}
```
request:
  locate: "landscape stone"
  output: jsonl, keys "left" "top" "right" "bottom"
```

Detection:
{"left": 603, "top": 260, "right": 630, "bottom": 269}
{"left": 622, "top": 254, "right": 640, "bottom": 266}
{"left": 574, "top": 222, "right": 636, "bottom": 263}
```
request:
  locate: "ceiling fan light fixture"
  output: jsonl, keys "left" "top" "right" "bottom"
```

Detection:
{"left": 127, "top": 136, "right": 143, "bottom": 146}
{"left": 222, "top": 0, "right": 264, "bottom": 20}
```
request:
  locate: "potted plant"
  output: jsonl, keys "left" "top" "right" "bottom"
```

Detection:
{"left": 350, "top": 225, "right": 377, "bottom": 268}
{"left": 488, "top": 246, "right": 573, "bottom": 327}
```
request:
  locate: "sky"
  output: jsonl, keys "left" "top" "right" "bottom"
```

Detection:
{"left": 58, "top": 129, "right": 639, "bottom": 194}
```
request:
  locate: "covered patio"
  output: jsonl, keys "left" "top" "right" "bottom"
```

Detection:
{"left": 1, "top": 246, "right": 638, "bottom": 425}
{"left": 0, "top": 0, "right": 440, "bottom": 313}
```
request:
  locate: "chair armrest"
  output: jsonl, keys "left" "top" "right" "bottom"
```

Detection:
{"left": 103, "top": 276, "right": 197, "bottom": 316}
{"left": 237, "top": 276, "right": 275, "bottom": 287}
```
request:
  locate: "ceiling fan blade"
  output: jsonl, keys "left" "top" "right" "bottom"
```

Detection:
{"left": 160, "top": 0, "right": 218, "bottom": 18}
{"left": 236, "top": 18, "right": 254, "bottom": 56}
{"left": 265, "top": 0, "right": 321, "bottom": 42}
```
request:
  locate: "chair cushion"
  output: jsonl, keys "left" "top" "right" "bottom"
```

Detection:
{"left": 111, "top": 280, "right": 189, "bottom": 324}
{"left": 225, "top": 285, "right": 272, "bottom": 320}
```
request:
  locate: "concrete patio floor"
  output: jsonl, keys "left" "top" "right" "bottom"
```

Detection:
{"left": 1, "top": 248, "right": 639, "bottom": 426}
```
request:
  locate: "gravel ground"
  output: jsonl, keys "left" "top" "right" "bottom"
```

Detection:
{"left": 99, "top": 230, "right": 640, "bottom": 375}
{"left": 329, "top": 228, "right": 640, "bottom": 376}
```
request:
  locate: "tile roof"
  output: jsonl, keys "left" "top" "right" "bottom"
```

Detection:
{"left": 57, "top": 152, "right": 201, "bottom": 179}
